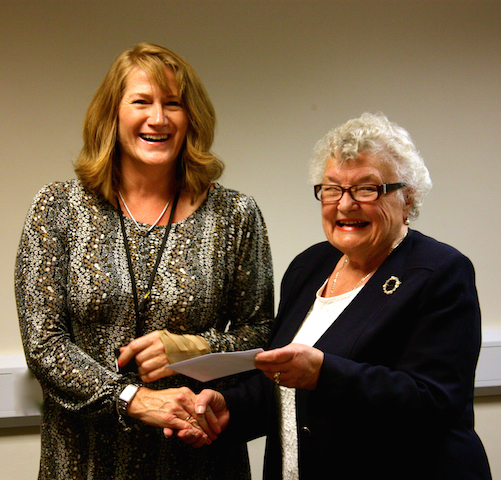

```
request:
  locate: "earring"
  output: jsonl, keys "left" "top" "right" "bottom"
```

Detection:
{"left": 404, "top": 218, "right": 410, "bottom": 225}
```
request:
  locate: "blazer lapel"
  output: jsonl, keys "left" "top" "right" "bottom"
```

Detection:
{"left": 314, "top": 232, "right": 413, "bottom": 356}
{"left": 270, "top": 244, "right": 342, "bottom": 348}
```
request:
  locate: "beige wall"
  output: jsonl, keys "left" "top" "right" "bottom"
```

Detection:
{"left": 1, "top": 0, "right": 500, "bottom": 478}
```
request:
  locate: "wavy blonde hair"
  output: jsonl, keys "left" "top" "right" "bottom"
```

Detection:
{"left": 74, "top": 42, "right": 223, "bottom": 202}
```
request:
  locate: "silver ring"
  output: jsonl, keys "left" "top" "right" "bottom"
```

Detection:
{"left": 273, "top": 372, "right": 281, "bottom": 385}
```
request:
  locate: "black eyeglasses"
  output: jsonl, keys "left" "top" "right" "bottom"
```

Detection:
{"left": 314, "top": 183, "right": 406, "bottom": 203}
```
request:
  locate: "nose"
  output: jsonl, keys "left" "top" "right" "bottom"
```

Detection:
{"left": 149, "top": 102, "right": 168, "bottom": 126}
{"left": 337, "top": 189, "right": 359, "bottom": 212}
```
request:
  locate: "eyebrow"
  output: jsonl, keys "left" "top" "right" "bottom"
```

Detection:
{"left": 323, "top": 174, "right": 380, "bottom": 184}
{"left": 127, "top": 90, "right": 179, "bottom": 96}
{"left": 124, "top": 91, "right": 181, "bottom": 101}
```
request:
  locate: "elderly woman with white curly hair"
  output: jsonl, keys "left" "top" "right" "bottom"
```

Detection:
{"left": 190, "top": 112, "right": 492, "bottom": 479}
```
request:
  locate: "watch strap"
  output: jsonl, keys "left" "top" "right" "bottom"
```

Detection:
{"left": 116, "top": 384, "right": 140, "bottom": 431}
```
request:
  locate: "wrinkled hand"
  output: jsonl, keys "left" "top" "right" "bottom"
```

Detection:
{"left": 127, "top": 386, "right": 218, "bottom": 446}
{"left": 254, "top": 343, "right": 324, "bottom": 390}
{"left": 176, "top": 389, "right": 230, "bottom": 448}
{"left": 117, "top": 331, "right": 175, "bottom": 382}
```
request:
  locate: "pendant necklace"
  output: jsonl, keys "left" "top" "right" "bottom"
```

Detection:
{"left": 116, "top": 191, "right": 180, "bottom": 338}
{"left": 118, "top": 191, "right": 173, "bottom": 234}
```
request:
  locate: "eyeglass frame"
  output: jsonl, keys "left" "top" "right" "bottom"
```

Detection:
{"left": 313, "top": 182, "right": 407, "bottom": 203}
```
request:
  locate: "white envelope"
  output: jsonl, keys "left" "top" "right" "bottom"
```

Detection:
{"left": 167, "top": 348, "right": 263, "bottom": 382}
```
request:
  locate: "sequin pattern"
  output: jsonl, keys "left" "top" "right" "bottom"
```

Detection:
{"left": 15, "top": 180, "right": 274, "bottom": 480}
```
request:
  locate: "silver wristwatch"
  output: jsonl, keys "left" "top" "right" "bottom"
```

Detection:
{"left": 117, "top": 384, "right": 140, "bottom": 417}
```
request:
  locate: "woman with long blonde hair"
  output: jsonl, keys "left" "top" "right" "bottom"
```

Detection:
{"left": 16, "top": 42, "right": 273, "bottom": 480}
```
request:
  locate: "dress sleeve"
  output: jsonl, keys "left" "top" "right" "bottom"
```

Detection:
{"left": 201, "top": 195, "right": 274, "bottom": 352}
{"left": 15, "top": 184, "right": 125, "bottom": 415}
{"left": 312, "top": 248, "right": 481, "bottom": 430}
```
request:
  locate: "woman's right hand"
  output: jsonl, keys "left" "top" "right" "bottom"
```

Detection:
{"left": 127, "top": 386, "right": 218, "bottom": 445}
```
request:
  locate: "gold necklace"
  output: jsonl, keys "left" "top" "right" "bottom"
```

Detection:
{"left": 329, "top": 231, "right": 408, "bottom": 297}
{"left": 388, "top": 230, "right": 408, "bottom": 255}
{"left": 329, "top": 256, "right": 374, "bottom": 296}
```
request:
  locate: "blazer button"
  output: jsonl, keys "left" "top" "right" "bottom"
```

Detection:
{"left": 300, "top": 426, "right": 311, "bottom": 437}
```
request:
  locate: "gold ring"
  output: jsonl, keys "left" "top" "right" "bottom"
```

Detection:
{"left": 274, "top": 372, "right": 281, "bottom": 385}
{"left": 185, "top": 415, "right": 192, "bottom": 422}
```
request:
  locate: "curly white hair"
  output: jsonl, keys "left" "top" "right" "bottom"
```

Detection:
{"left": 309, "top": 112, "right": 432, "bottom": 220}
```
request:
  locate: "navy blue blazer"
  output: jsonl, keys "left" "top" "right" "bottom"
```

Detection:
{"left": 223, "top": 230, "right": 491, "bottom": 479}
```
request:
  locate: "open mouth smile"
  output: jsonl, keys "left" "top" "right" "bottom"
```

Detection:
{"left": 336, "top": 220, "right": 370, "bottom": 228}
{"left": 140, "top": 134, "right": 170, "bottom": 142}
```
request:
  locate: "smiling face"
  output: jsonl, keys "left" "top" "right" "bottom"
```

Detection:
{"left": 117, "top": 67, "right": 189, "bottom": 176}
{"left": 321, "top": 152, "right": 411, "bottom": 265}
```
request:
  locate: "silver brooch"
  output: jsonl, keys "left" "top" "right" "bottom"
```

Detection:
{"left": 382, "top": 276, "right": 401, "bottom": 295}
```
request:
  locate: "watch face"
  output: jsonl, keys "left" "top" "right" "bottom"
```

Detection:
{"left": 120, "top": 384, "right": 140, "bottom": 403}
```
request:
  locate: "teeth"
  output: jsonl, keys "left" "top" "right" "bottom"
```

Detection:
{"left": 339, "top": 220, "right": 368, "bottom": 227}
{"left": 140, "top": 134, "right": 169, "bottom": 141}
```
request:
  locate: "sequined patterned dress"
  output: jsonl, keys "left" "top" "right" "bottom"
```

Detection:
{"left": 15, "top": 180, "right": 274, "bottom": 480}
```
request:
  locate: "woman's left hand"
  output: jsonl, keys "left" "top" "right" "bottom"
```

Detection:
{"left": 254, "top": 343, "right": 324, "bottom": 390}
{"left": 117, "top": 331, "right": 176, "bottom": 382}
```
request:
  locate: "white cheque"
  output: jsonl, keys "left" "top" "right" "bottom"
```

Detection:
{"left": 167, "top": 348, "right": 264, "bottom": 382}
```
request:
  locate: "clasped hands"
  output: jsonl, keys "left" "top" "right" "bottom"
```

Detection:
{"left": 118, "top": 334, "right": 323, "bottom": 448}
